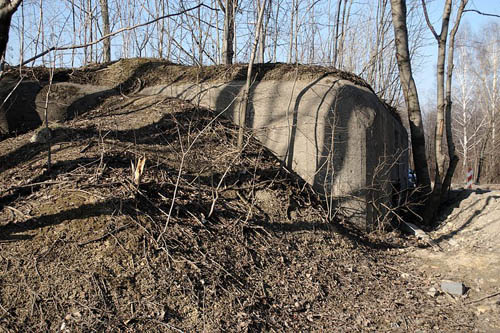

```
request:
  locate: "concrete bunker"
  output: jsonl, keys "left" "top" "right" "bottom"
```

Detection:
{"left": 0, "top": 79, "right": 113, "bottom": 135}
{"left": 0, "top": 61, "right": 408, "bottom": 228}
{"left": 141, "top": 66, "right": 409, "bottom": 229}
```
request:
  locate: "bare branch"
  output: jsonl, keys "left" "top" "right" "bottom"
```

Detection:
{"left": 420, "top": 0, "right": 439, "bottom": 40}
{"left": 463, "top": 9, "right": 500, "bottom": 18}
{"left": 17, "top": 3, "right": 218, "bottom": 67}
{"left": 217, "top": 0, "right": 225, "bottom": 12}
{"left": 0, "top": 0, "right": 22, "bottom": 13}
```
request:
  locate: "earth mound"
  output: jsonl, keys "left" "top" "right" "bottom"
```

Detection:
{"left": 0, "top": 59, "right": 400, "bottom": 137}
{"left": 411, "top": 186, "right": 500, "bottom": 330}
{"left": 0, "top": 86, "right": 485, "bottom": 331}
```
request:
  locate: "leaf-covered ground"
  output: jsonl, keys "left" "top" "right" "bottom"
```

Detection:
{"left": 0, "top": 87, "right": 484, "bottom": 331}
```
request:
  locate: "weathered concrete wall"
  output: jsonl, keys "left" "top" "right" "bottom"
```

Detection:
{"left": 142, "top": 76, "right": 408, "bottom": 228}
{"left": 0, "top": 81, "right": 113, "bottom": 135}
{"left": 0, "top": 80, "right": 42, "bottom": 135}
{"left": 35, "top": 83, "right": 115, "bottom": 122}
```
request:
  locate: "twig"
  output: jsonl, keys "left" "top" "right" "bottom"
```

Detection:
{"left": 157, "top": 100, "right": 238, "bottom": 242}
{"left": 466, "top": 291, "right": 500, "bottom": 305}
{"left": 219, "top": 179, "right": 275, "bottom": 192}
{"left": 383, "top": 264, "right": 425, "bottom": 280}
{"left": 150, "top": 319, "right": 185, "bottom": 333}
{"left": 207, "top": 257, "right": 244, "bottom": 287}
{"left": 0, "top": 302, "right": 13, "bottom": 318}
{"left": 245, "top": 224, "right": 272, "bottom": 238}
{"left": 0, "top": 76, "right": 24, "bottom": 110}
{"left": 463, "top": 9, "right": 500, "bottom": 18}
{"left": 208, "top": 140, "right": 251, "bottom": 218}
{"left": 79, "top": 139, "right": 95, "bottom": 153}
{"left": 5, "top": 179, "right": 71, "bottom": 191}
{"left": 18, "top": 4, "right": 218, "bottom": 67}
{"left": 184, "top": 209, "right": 208, "bottom": 228}
{"left": 78, "top": 223, "right": 132, "bottom": 246}
{"left": 66, "top": 189, "right": 105, "bottom": 200}
{"left": 5, "top": 205, "right": 32, "bottom": 219}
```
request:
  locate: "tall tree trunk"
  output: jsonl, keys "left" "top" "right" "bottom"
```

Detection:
{"left": 333, "top": 0, "right": 342, "bottom": 67}
{"left": 389, "top": 0, "right": 431, "bottom": 192}
{"left": 0, "top": 0, "right": 23, "bottom": 69}
{"left": 237, "top": 0, "right": 267, "bottom": 149}
{"left": 258, "top": 0, "right": 270, "bottom": 63}
{"left": 423, "top": 0, "right": 453, "bottom": 222}
{"left": 421, "top": 0, "right": 467, "bottom": 220}
{"left": 221, "top": 0, "right": 235, "bottom": 64}
{"left": 99, "top": 0, "right": 111, "bottom": 63}
{"left": 287, "top": 0, "right": 295, "bottom": 63}
{"left": 391, "top": 0, "right": 467, "bottom": 224}
{"left": 272, "top": 0, "right": 280, "bottom": 62}
{"left": 441, "top": 0, "right": 468, "bottom": 202}
{"left": 337, "top": 0, "right": 352, "bottom": 69}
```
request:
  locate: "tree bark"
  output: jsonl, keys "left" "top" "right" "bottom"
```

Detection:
{"left": 258, "top": 0, "right": 270, "bottom": 63}
{"left": 422, "top": 0, "right": 467, "bottom": 221}
{"left": 221, "top": 0, "right": 235, "bottom": 64}
{"left": 441, "top": 0, "right": 468, "bottom": 202}
{"left": 391, "top": 0, "right": 467, "bottom": 224}
{"left": 389, "top": 0, "right": 431, "bottom": 191}
{"left": 237, "top": 0, "right": 267, "bottom": 149}
{"left": 98, "top": 0, "right": 111, "bottom": 63}
{"left": 0, "top": 0, "right": 23, "bottom": 68}
{"left": 422, "top": 0, "right": 453, "bottom": 223}
{"left": 333, "top": 0, "right": 342, "bottom": 67}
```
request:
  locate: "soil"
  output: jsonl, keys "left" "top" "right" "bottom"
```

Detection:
{"left": 3, "top": 59, "right": 371, "bottom": 88}
{"left": 410, "top": 186, "right": 500, "bottom": 332}
{"left": 0, "top": 59, "right": 399, "bottom": 136}
{"left": 0, "top": 60, "right": 498, "bottom": 332}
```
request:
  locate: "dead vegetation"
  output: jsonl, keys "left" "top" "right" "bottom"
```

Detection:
{"left": 0, "top": 90, "right": 482, "bottom": 331}
{"left": 3, "top": 58, "right": 371, "bottom": 89}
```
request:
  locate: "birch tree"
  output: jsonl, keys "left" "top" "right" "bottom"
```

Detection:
{"left": 473, "top": 23, "right": 500, "bottom": 183}
{"left": 452, "top": 27, "right": 484, "bottom": 178}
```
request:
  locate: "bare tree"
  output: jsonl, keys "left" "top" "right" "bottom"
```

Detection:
{"left": 439, "top": 0, "right": 467, "bottom": 202}
{"left": 473, "top": 23, "right": 500, "bottom": 183}
{"left": 220, "top": 0, "right": 236, "bottom": 64}
{"left": 98, "top": 0, "right": 111, "bottom": 62}
{"left": 451, "top": 26, "right": 487, "bottom": 180}
{"left": 390, "top": 0, "right": 431, "bottom": 192}
{"left": 390, "top": 0, "right": 468, "bottom": 224}
{"left": 238, "top": 0, "right": 267, "bottom": 149}
{"left": 257, "top": 0, "right": 271, "bottom": 63}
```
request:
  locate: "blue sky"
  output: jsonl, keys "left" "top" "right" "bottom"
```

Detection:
{"left": 5, "top": 0, "right": 498, "bottom": 106}
{"left": 415, "top": 0, "right": 500, "bottom": 104}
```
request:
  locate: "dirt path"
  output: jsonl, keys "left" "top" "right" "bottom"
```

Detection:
{"left": 411, "top": 186, "right": 500, "bottom": 331}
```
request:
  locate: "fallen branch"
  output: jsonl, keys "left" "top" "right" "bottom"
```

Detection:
{"left": 5, "top": 205, "right": 32, "bottom": 219}
{"left": 466, "top": 291, "right": 500, "bottom": 305}
{"left": 4, "top": 180, "right": 71, "bottom": 192}
{"left": 78, "top": 223, "right": 132, "bottom": 246}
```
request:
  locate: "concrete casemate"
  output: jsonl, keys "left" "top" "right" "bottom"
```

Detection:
{"left": 141, "top": 75, "right": 409, "bottom": 229}
{"left": 0, "top": 80, "right": 113, "bottom": 135}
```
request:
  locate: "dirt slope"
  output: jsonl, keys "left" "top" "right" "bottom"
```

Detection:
{"left": 411, "top": 186, "right": 500, "bottom": 332}
{"left": 0, "top": 61, "right": 495, "bottom": 331}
